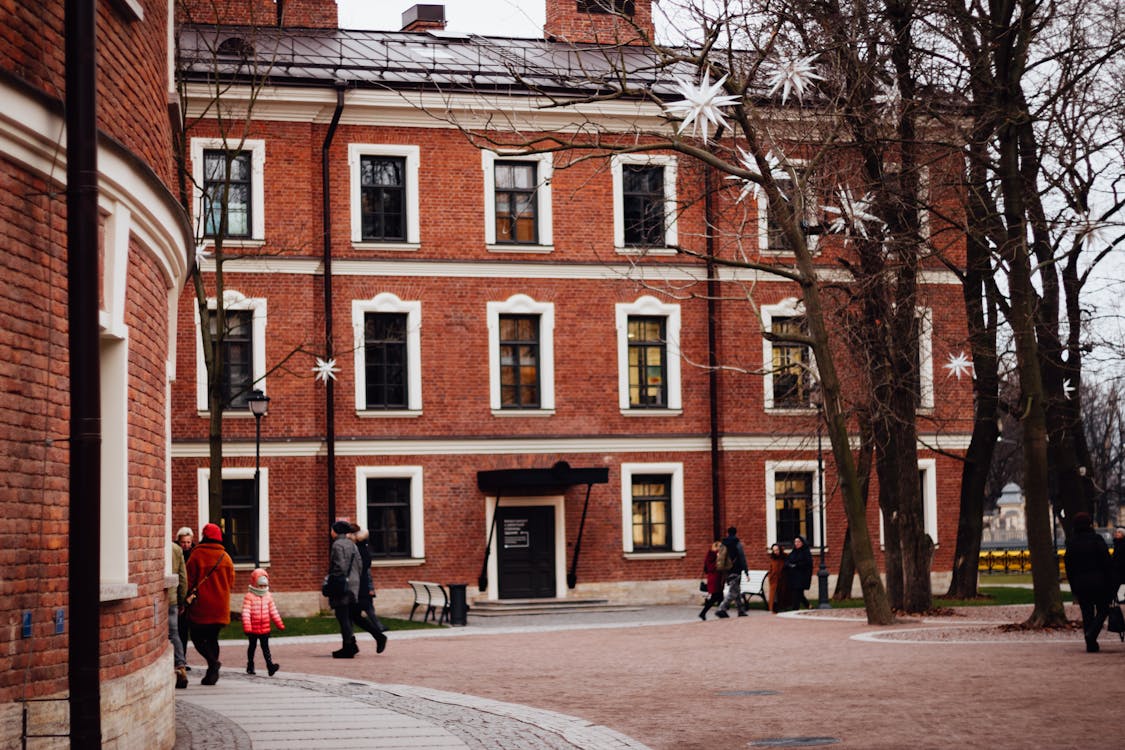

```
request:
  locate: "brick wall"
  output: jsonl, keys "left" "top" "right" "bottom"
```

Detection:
{"left": 544, "top": 0, "right": 654, "bottom": 44}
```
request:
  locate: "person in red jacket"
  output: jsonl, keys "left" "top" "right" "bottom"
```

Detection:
{"left": 186, "top": 523, "right": 235, "bottom": 685}
{"left": 241, "top": 568, "right": 285, "bottom": 676}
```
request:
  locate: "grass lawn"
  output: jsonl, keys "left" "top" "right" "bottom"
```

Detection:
{"left": 228, "top": 614, "right": 440, "bottom": 638}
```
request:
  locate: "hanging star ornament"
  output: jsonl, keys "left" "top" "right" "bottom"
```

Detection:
{"left": 823, "top": 187, "right": 884, "bottom": 238}
{"left": 312, "top": 357, "right": 341, "bottom": 383}
{"left": 1063, "top": 379, "right": 1076, "bottom": 399}
{"left": 663, "top": 72, "right": 740, "bottom": 143}
{"left": 766, "top": 55, "right": 824, "bottom": 104}
{"left": 943, "top": 351, "right": 974, "bottom": 380}
{"left": 727, "top": 148, "right": 789, "bottom": 203}
{"left": 194, "top": 241, "right": 211, "bottom": 268}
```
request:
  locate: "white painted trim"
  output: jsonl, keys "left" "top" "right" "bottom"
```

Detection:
{"left": 917, "top": 307, "right": 934, "bottom": 410}
{"left": 757, "top": 162, "right": 819, "bottom": 255}
{"left": 351, "top": 293, "right": 423, "bottom": 412}
{"left": 196, "top": 466, "right": 271, "bottom": 564}
{"left": 615, "top": 296, "right": 682, "bottom": 411}
{"left": 101, "top": 202, "right": 131, "bottom": 337}
{"left": 347, "top": 143, "right": 420, "bottom": 245}
{"left": 619, "top": 463, "right": 685, "bottom": 554}
{"left": 189, "top": 137, "right": 266, "bottom": 241}
{"left": 481, "top": 150, "right": 553, "bottom": 247}
{"left": 765, "top": 460, "right": 823, "bottom": 549}
{"left": 486, "top": 294, "right": 555, "bottom": 412}
{"left": 878, "top": 458, "right": 939, "bottom": 546}
{"left": 611, "top": 153, "right": 678, "bottom": 251}
{"left": 100, "top": 335, "right": 130, "bottom": 585}
{"left": 194, "top": 291, "right": 268, "bottom": 411}
{"left": 354, "top": 465, "right": 425, "bottom": 561}
{"left": 483, "top": 495, "right": 567, "bottom": 601}
{"left": 760, "top": 297, "right": 817, "bottom": 411}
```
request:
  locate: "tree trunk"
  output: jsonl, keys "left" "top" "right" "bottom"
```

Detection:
{"left": 834, "top": 415, "right": 874, "bottom": 600}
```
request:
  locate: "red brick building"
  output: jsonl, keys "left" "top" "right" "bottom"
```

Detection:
{"left": 1, "top": 0, "right": 191, "bottom": 746}
{"left": 172, "top": 0, "right": 974, "bottom": 617}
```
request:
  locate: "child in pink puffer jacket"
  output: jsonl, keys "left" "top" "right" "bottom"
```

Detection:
{"left": 241, "top": 568, "right": 285, "bottom": 675}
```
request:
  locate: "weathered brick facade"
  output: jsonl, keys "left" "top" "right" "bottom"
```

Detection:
{"left": 171, "top": 1, "right": 974, "bottom": 618}
{"left": 0, "top": 0, "right": 190, "bottom": 746}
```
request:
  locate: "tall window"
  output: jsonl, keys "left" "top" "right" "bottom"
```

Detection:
{"left": 631, "top": 474, "right": 671, "bottom": 551}
{"left": 627, "top": 316, "right": 667, "bottom": 407}
{"left": 498, "top": 314, "right": 540, "bottom": 408}
{"left": 494, "top": 162, "right": 538, "bottom": 244}
{"left": 202, "top": 150, "right": 252, "bottom": 238}
{"left": 364, "top": 313, "right": 408, "bottom": 409}
{"left": 221, "top": 478, "right": 256, "bottom": 564}
{"left": 759, "top": 168, "right": 817, "bottom": 254}
{"left": 360, "top": 156, "right": 406, "bottom": 241}
{"left": 622, "top": 165, "right": 665, "bottom": 247}
{"left": 367, "top": 478, "right": 412, "bottom": 558}
{"left": 209, "top": 309, "right": 253, "bottom": 409}
{"left": 771, "top": 316, "right": 812, "bottom": 407}
{"left": 775, "top": 472, "right": 813, "bottom": 542}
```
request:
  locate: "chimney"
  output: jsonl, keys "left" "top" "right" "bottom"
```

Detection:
{"left": 177, "top": 0, "right": 339, "bottom": 29}
{"left": 402, "top": 4, "right": 447, "bottom": 32}
{"left": 544, "top": 0, "right": 654, "bottom": 45}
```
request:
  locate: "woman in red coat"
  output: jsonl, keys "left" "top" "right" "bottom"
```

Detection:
{"left": 766, "top": 543, "right": 790, "bottom": 613}
{"left": 699, "top": 541, "right": 725, "bottom": 620}
{"left": 186, "top": 523, "right": 234, "bottom": 685}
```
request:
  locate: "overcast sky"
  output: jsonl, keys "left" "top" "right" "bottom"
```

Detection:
{"left": 337, "top": 0, "right": 544, "bottom": 36}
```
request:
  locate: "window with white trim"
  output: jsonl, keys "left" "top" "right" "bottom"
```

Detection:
{"left": 612, "top": 154, "right": 677, "bottom": 252}
{"left": 878, "top": 458, "right": 939, "bottom": 546}
{"left": 916, "top": 307, "right": 934, "bottom": 410}
{"left": 765, "top": 461, "right": 823, "bottom": 548}
{"left": 487, "top": 295, "right": 555, "bottom": 413}
{"left": 352, "top": 294, "right": 422, "bottom": 413}
{"left": 757, "top": 166, "right": 817, "bottom": 254}
{"left": 190, "top": 138, "right": 265, "bottom": 242}
{"left": 616, "top": 296, "right": 681, "bottom": 412}
{"left": 348, "top": 144, "right": 420, "bottom": 246}
{"left": 196, "top": 467, "right": 270, "bottom": 566}
{"left": 620, "top": 463, "right": 685, "bottom": 554}
{"left": 355, "top": 466, "right": 425, "bottom": 561}
{"left": 482, "top": 150, "right": 553, "bottom": 250}
{"left": 762, "top": 299, "right": 816, "bottom": 410}
{"left": 194, "top": 291, "right": 267, "bottom": 412}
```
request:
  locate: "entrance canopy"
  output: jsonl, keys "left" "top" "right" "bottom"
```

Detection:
{"left": 477, "top": 462, "right": 609, "bottom": 494}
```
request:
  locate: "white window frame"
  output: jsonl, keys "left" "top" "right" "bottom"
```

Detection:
{"left": 482, "top": 495, "right": 568, "bottom": 599}
{"left": 765, "top": 461, "right": 824, "bottom": 549}
{"left": 620, "top": 463, "right": 685, "bottom": 556}
{"left": 100, "top": 334, "right": 131, "bottom": 590}
{"left": 482, "top": 150, "right": 554, "bottom": 251}
{"left": 196, "top": 466, "right": 271, "bottom": 567}
{"left": 348, "top": 144, "right": 421, "bottom": 248}
{"left": 615, "top": 296, "right": 682, "bottom": 413}
{"left": 917, "top": 307, "right": 934, "bottom": 410}
{"left": 194, "top": 290, "right": 267, "bottom": 413}
{"left": 487, "top": 294, "right": 555, "bottom": 414}
{"left": 354, "top": 466, "right": 426, "bottom": 562}
{"left": 878, "top": 458, "right": 939, "bottom": 547}
{"left": 352, "top": 293, "right": 423, "bottom": 414}
{"left": 190, "top": 137, "right": 266, "bottom": 243}
{"left": 761, "top": 298, "right": 817, "bottom": 411}
{"left": 612, "top": 153, "right": 678, "bottom": 253}
{"left": 757, "top": 163, "right": 818, "bottom": 255}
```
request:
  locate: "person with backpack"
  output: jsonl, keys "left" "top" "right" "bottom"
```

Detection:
{"left": 715, "top": 527, "right": 749, "bottom": 618}
{"left": 699, "top": 541, "right": 725, "bottom": 620}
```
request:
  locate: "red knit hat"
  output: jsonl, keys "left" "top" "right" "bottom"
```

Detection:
{"left": 202, "top": 522, "right": 222, "bottom": 541}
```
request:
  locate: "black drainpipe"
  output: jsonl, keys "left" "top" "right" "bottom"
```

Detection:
{"left": 323, "top": 86, "right": 345, "bottom": 532}
{"left": 66, "top": 0, "right": 101, "bottom": 745}
{"left": 704, "top": 166, "right": 723, "bottom": 542}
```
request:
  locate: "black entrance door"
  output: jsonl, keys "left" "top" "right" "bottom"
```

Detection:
{"left": 497, "top": 506, "right": 556, "bottom": 599}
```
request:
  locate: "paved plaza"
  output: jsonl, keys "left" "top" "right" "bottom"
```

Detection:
{"left": 176, "top": 602, "right": 1125, "bottom": 749}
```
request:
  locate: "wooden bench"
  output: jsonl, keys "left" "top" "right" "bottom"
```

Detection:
{"left": 738, "top": 570, "right": 769, "bottom": 609}
{"left": 407, "top": 580, "right": 449, "bottom": 625}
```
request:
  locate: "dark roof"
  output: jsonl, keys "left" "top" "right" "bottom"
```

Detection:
{"left": 177, "top": 24, "right": 701, "bottom": 98}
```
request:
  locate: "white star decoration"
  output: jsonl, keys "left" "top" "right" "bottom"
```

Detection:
{"left": 312, "top": 357, "right": 340, "bottom": 383}
{"left": 943, "top": 351, "right": 974, "bottom": 380}
{"left": 872, "top": 80, "right": 902, "bottom": 116}
{"left": 663, "top": 72, "right": 740, "bottom": 143}
{"left": 766, "top": 55, "right": 824, "bottom": 104}
{"left": 823, "top": 187, "right": 884, "bottom": 238}
{"left": 1063, "top": 379, "right": 1076, "bottom": 399}
{"left": 194, "top": 242, "right": 211, "bottom": 268}
{"left": 727, "top": 148, "right": 788, "bottom": 203}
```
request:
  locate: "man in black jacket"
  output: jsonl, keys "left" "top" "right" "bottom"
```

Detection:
{"left": 1064, "top": 513, "right": 1115, "bottom": 652}
{"left": 715, "top": 527, "right": 749, "bottom": 618}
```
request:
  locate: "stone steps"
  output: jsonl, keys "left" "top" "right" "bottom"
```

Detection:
{"left": 468, "top": 598, "right": 642, "bottom": 617}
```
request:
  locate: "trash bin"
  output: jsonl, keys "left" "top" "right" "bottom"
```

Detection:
{"left": 447, "top": 583, "right": 469, "bottom": 626}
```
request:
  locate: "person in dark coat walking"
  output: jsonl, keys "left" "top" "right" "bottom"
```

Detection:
{"left": 1113, "top": 527, "right": 1125, "bottom": 601}
{"left": 348, "top": 524, "right": 388, "bottom": 653}
{"left": 716, "top": 527, "right": 749, "bottom": 618}
{"left": 784, "top": 536, "right": 814, "bottom": 610}
{"left": 328, "top": 520, "right": 363, "bottom": 658}
{"left": 699, "top": 541, "right": 725, "bottom": 620}
{"left": 1064, "top": 512, "right": 1115, "bottom": 652}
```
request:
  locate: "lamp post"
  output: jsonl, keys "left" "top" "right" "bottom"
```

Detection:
{"left": 816, "top": 404, "right": 832, "bottom": 609}
{"left": 247, "top": 389, "right": 270, "bottom": 568}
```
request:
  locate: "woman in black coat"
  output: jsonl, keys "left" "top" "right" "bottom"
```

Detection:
{"left": 1064, "top": 513, "right": 1115, "bottom": 652}
{"left": 784, "top": 536, "right": 814, "bottom": 610}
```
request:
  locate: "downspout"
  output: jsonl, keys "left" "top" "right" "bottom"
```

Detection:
{"left": 704, "top": 167, "right": 723, "bottom": 542}
{"left": 66, "top": 0, "right": 101, "bottom": 745}
{"left": 322, "top": 85, "right": 345, "bottom": 531}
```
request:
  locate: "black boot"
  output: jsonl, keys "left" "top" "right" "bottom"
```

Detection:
{"left": 200, "top": 661, "right": 221, "bottom": 685}
{"left": 246, "top": 661, "right": 255, "bottom": 675}
{"left": 332, "top": 638, "right": 358, "bottom": 659}
{"left": 267, "top": 661, "right": 280, "bottom": 676}
{"left": 375, "top": 630, "right": 388, "bottom": 654}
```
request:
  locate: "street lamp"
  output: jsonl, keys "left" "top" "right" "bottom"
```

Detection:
{"left": 247, "top": 389, "right": 270, "bottom": 568}
{"left": 816, "top": 404, "right": 832, "bottom": 609}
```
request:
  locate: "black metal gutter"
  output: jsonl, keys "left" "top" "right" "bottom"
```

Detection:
{"left": 66, "top": 0, "right": 101, "bottom": 745}
{"left": 705, "top": 166, "right": 723, "bottom": 542}
{"left": 322, "top": 85, "right": 345, "bottom": 530}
